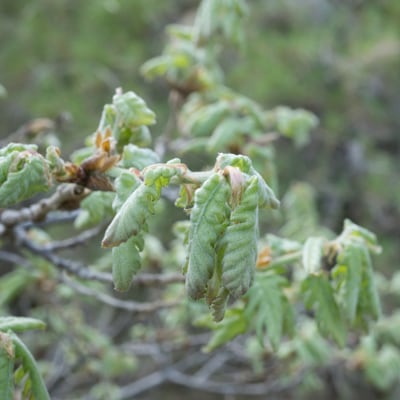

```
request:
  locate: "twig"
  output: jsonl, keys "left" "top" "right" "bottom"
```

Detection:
{"left": 0, "top": 250, "right": 32, "bottom": 268}
{"left": 61, "top": 273, "right": 181, "bottom": 313}
{"left": 0, "top": 184, "right": 89, "bottom": 227}
{"left": 36, "top": 225, "right": 104, "bottom": 252}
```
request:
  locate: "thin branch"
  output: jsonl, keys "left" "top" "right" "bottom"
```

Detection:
{"left": 0, "top": 250, "right": 32, "bottom": 268}
{"left": 0, "top": 184, "right": 89, "bottom": 227}
{"left": 61, "top": 273, "right": 181, "bottom": 313}
{"left": 37, "top": 225, "right": 104, "bottom": 252}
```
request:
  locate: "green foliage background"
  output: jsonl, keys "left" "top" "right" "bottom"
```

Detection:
{"left": 1, "top": 0, "right": 400, "bottom": 398}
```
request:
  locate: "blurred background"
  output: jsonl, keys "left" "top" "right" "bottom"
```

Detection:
{"left": 1, "top": 0, "right": 400, "bottom": 398}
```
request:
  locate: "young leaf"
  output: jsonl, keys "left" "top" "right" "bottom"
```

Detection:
{"left": 302, "top": 237, "right": 325, "bottom": 274}
{"left": 185, "top": 173, "right": 231, "bottom": 300}
{"left": 0, "top": 317, "right": 46, "bottom": 333}
{"left": 74, "top": 191, "right": 115, "bottom": 229}
{"left": 112, "top": 91, "right": 156, "bottom": 128}
{"left": 112, "top": 236, "right": 142, "bottom": 291}
{"left": 103, "top": 164, "right": 182, "bottom": 247}
{"left": 357, "top": 245, "right": 381, "bottom": 322}
{"left": 0, "top": 333, "right": 14, "bottom": 400}
{"left": 113, "top": 170, "right": 142, "bottom": 211}
{"left": 301, "top": 274, "right": 346, "bottom": 346}
{"left": 11, "top": 333, "right": 50, "bottom": 400}
{"left": 221, "top": 176, "right": 258, "bottom": 298}
{"left": 245, "top": 271, "right": 293, "bottom": 349}
{"left": 334, "top": 243, "right": 363, "bottom": 324}
{"left": 0, "top": 149, "right": 51, "bottom": 207}
{"left": 120, "top": 144, "right": 160, "bottom": 170}
{"left": 102, "top": 182, "right": 158, "bottom": 248}
{"left": 204, "top": 308, "right": 248, "bottom": 352}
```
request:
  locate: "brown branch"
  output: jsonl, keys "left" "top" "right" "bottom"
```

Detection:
{"left": 61, "top": 273, "right": 181, "bottom": 313}
{"left": 0, "top": 184, "right": 89, "bottom": 227}
{"left": 13, "top": 222, "right": 185, "bottom": 286}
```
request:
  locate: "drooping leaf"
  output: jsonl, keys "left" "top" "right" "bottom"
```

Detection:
{"left": 302, "top": 237, "right": 325, "bottom": 275}
{"left": 102, "top": 182, "right": 158, "bottom": 248}
{"left": 103, "top": 164, "right": 182, "bottom": 248}
{"left": 0, "top": 333, "right": 14, "bottom": 400}
{"left": 74, "top": 191, "right": 115, "bottom": 229}
{"left": 203, "top": 308, "right": 248, "bottom": 352}
{"left": 10, "top": 333, "right": 50, "bottom": 400}
{"left": 207, "top": 115, "right": 256, "bottom": 152}
{"left": 180, "top": 99, "right": 231, "bottom": 137}
{"left": 245, "top": 271, "right": 293, "bottom": 349}
{"left": 357, "top": 245, "right": 381, "bottom": 323}
{"left": 221, "top": 176, "right": 258, "bottom": 298}
{"left": 301, "top": 274, "right": 346, "bottom": 346}
{"left": 112, "top": 170, "right": 142, "bottom": 211}
{"left": 334, "top": 243, "right": 363, "bottom": 324}
{"left": 112, "top": 91, "right": 156, "bottom": 128}
{"left": 112, "top": 236, "right": 142, "bottom": 292}
{"left": 120, "top": 144, "right": 160, "bottom": 170}
{"left": 0, "top": 317, "right": 46, "bottom": 333}
{"left": 0, "top": 148, "right": 51, "bottom": 207}
{"left": 185, "top": 173, "right": 231, "bottom": 300}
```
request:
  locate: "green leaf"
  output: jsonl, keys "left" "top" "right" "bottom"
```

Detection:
{"left": 207, "top": 116, "right": 255, "bottom": 152}
{"left": 272, "top": 106, "right": 318, "bottom": 147}
{"left": 112, "top": 236, "right": 142, "bottom": 292}
{"left": 113, "top": 170, "right": 142, "bottom": 211}
{"left": 245, "top": 272, "right": 293, "bottom": 349}
{"left": 11, "top": 333, "right": 50, "bottom": 400}
{"left": 204, "top": 308, "right": 248, "bottom": 352}
{"left": 302, "top": 237, "right": 325, "bottom": 274}
{"left": 0, "top": 333, "right": 14, "bottom": 400}
{"left": 0, "top": 317, "right": 46, "bottom": 333}
{"left": 74, "top": 191, "right": 115, "bottom": 229}
{"left": 221, "top": 176, "right": 258, "bottom": 298}
{"left": 0, "top": 269, "right": 34, "bottom": 307}
{"left": 113, "top": 91, "right": 156, "bottom": 128}
{"left": 301, "top": 274, "right": 346, "bottom": 346}
{"left": 102, "top": 182, "right": 157, "bottom": 248}
{"left": 103, "top": 164, "right": 181, "bottom": 248}
{"left": 0, "top": 148, "right": 51, "bottom": 207}
{"left": 185, "top": 173, "right": 231, "bottom": 300}
{"left": 120, "top": 144, "right": 160, "bottom": 170}
{"left": 334, "top": 243, "right": 363, "bottom": 324}
{"left": 357, "top": 246, "right": 381, "bottom": 322}
{"left": 182, "top": 100, "right": 231, "bottom": 138}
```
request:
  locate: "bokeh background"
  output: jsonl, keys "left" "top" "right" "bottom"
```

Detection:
{"left": 1, "top": 0, "right": 400, "bottom": 398}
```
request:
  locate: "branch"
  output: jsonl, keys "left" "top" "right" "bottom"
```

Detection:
{"left": 61, "top": 273, "right": 181, "bottom": 313}
{"left": 13, "top": 223, "right": 184, "bottom": 286}
{"left": 0, "top": 184, "right": 89, "bottom": 227}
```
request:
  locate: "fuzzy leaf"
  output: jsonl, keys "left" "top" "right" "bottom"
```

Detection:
{"left": 334, "top": 243, "right": 363, "bottom": 324}
{"left": 0, "top": 149, "right": 51, "bottom": 207}
{"left": 221, "top": 176, "right": 258, "bottom": 298}
{"left": 207, "top": 116, "right": 255, "bottom": 152}
{"left": 185, "top": 173, "right": 231, "bottom": 299}
{"left": 113, "top": 170, "right": 142, "bottom": 211}
{"left": 245, "top": 272, "right": 293, "bottom": 349}
{"left": 113, "top": 91, "right": 156, "bottom": 128}
{"left": 204, "top": 308, "right": 247, "bottom": 352}
{"left": 102, "top": 183, "right": 158, "bottom": 248}
{"left": 74, "top": 191, "right": 115, "bottom": 229}
{"left": 112, "top": 237, "right": 142, "bottom": 291}
{"left": 181, "top": 99, "right": 231, "bottom": 137}
{"left": 11, "top": 333, "right": 50, "bottom": 400}
{"left": 120, "top": 144, "right": 160, "bottom": 170}
{"left": 301, "top": 274, "right": 346, "bottom": 346}
{"left": 302, "top": 237, "right": 325, "bottom": 274}
{"left": 0, "top": 317, "right": 46, "bottom": 333}
{"left": 103, "top": 164, "right": 181, "bottom": 248}
{"left": 0, "top": 333, "right": 14, "bottom": 400}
